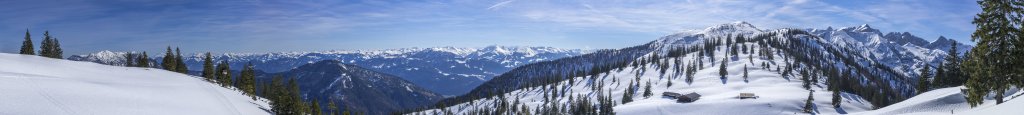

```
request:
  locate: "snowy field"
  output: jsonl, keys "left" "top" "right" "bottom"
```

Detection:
{"left": 414, "top": 41, "right": 878, "bottom": 115}
{"left": 0, "top": 53, "right": 270, "bottom": 115}
{"left": 856, "top": 86, "right": 1024, "bottom": 115}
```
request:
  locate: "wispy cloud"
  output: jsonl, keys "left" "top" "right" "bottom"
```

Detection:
{"left": 0, "top": 0, "right": 980, "bottom": 54}
{"left": 487, "top": 0, "right": 516, "bottom": 10}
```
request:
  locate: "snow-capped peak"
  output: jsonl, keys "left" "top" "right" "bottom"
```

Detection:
{"left": 480, "top": 45, "right": 513, "bottom": 55}
{"left": 852, "top": 24, "right": 880, "bottom": 33}
{"left": 701, "top": 21, "right": 762, "bottom": 35}
{"left": 653, "top": 21, "right": 765, "bottom": 47}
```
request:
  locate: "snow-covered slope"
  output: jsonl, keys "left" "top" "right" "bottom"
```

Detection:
{"left": 264, "top": 60, "right": 444, "bottom": 114}
{"left": 415, "top": 36, "right": 873, "bottom": 114}
{"left": 854, "top": 86, "right": 1024, "bottom": 115}
{"left": 415, "top": 21, "right": 926, "bottom": 114}
{"left": 0, "top": 53, "right": 269, "bottom": 115}
{"left": 69, "top": 46, "right": 583, "bottom": 95}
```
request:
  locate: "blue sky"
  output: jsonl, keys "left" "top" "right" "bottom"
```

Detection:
{"left": 0, "top": 0, "right": 980, "bottom": 55}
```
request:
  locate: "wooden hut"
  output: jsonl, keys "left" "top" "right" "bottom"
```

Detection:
{"left": 676, "top": 92, "right": 701, "bottom": 103}
{"left": 738, "top": 93, "right": 759, "bottom": 99}
{"left": 662, "top": 92, "right": 681, "bottom": 99}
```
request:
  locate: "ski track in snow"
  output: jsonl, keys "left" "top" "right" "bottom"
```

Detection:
{"left": 16, "top": 76, "right": 76, "bottom": 114}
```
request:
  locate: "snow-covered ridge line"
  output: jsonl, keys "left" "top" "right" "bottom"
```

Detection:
{"left": 69, "top": 45, "right": 587, "bottom": 96}
{"left": 0, "top": 53, "right": 270, "bottom": 115}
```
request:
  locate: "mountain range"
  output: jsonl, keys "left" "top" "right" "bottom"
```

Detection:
{"left": 66, "top": 21, "right": 975, "bottom": 114}
{"left": 416, "top": 21, "right": 973, "bottom": 114}
{"left": 68, "top": 46, "right": 584, "bottom": 96}
{"left": 259, "top": 60, "right": 442, "bottom": 114}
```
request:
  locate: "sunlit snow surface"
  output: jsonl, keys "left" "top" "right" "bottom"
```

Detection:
{"left": 0, "top": 53, "right": 270, "bottom": 115}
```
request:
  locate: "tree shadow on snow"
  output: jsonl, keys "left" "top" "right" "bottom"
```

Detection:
{"left": 254, "top": 102, "right": 272, "bottom": 114}
{"left": 720, "top": 77, "right": 728, "bottom": 84}
{"left": 812, "top": 103, "right": 821, "bottom": 115}
{"left": 835, "top": 106, "right": 847, "bottom": 114}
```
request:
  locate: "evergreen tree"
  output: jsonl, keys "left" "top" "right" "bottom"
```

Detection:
{"left": 687, "top": 61, "right": 695, "bottom": 84}
{"left": 287, "top": 78, "right": 307, "bottom": 115}
{"left": 743, "top": 65, "right": 749, "bottom": 82}
{"left": 270, "top": 76, "right": 295, "bottom": 115}
{"left": 328, "top": 101, "right": 339, "bottom": 115}
{"left": 934, "top": 64, "right": 947, "bottom": 89}
{"left": 719, "top": 58, "right": 728, "bottom": 80}
{"left": 312, "top": 99, "right": 323, "bottom": 115}
{"left": 240, "top": 63, "right": 257, "bottom": 99}
{"left": 802, "top": 69, "right": 811, "bottom": 90}
{"left": 642, "top": 81, "right": 652, "bottom": 98}
{"left": 202, "top": 52, "right": 215, "bottom": 80}
{"left": 940, "top": 41, "right": 965, "bottom": 88}
{"left": 19, "top": 30, "right": 34, "bottom": 55}
{"left": 137, "top": 52, "right": 150, "bottom": 67}
{"left": 174, "top": 47, "right": 188, "bottom": 73}
{"left": 124, "top": 52, "right": 135, "bottom": 67}
{"left": 38, "top": 31, "right": 52, "bottom": 58}
{"left": 917, "top": 65, "right": 932, "bottom": 94}
{"left": 803, "top": 91, "right": 814, "bottom": 113}
{"left": 831, "top": 69, "right": 842, "bottom": 108}
{"left": 964, "top": 0, "right": 1023, "bottom": 106}
{"left": 667, "top": 79, "right": 673, "bottom": 88}
{"left": 832, "top": 84, "right": 842, "bottom": 108}
{"left": 621, "top": 81, "right": 634, "bottom": 104}
{"left": 215, "top": 61, "right": 232, "bottom": 87}
{"left": 52, "top": 38, "right": 62, "bottom": 59}
{"left": 161, "top": 46, "right": 177, "bottom": 71}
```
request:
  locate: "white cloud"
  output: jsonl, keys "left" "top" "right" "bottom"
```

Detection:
{"left": 485, "top": 0, "right": 977, "bottom": 40}
{"left": 487, "top": 0, "right": 516, "bottom": 10}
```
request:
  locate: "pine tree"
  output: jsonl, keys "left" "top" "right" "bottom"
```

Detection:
{"left": 964, "top": 50, "right": 991, "bottom": 107}
{"left": 137, "top": 52, "right": 150, "bottom": 67}
{"left": 667, "top": 79, "right": 673, "bottom": 88}
{"left": 802, "top": 69, "right": 811, "bottom": 90}
{"left": 941, "top": 41, "right": 965, "bottom": 88}
{"left": 621, "top": 81, "right": 634, "bottom": 104}
{"left": 312, "top": 99, "right": 323, "bottom": 115}
{"left": 19, "top": 30, "right": 34, "bottom": 55}
{"left": 719, "top": 58, "right": 728, "bottom": 80}
{"left": 124, "top": 52, "right": 135, "bottom": 66}
{"left": 161, "top": 46, "right": 177, "bottom": 71}
{"left": 328, "top": 101, "right": 339, "bottom": 115}
{"left": 287, "top": 78, "right": 307, "bottom": 115}
{"left": 240, "top": 63, "right": 257, "bottom": 99}
{"left": 832, "top": 84, "right": 842, "bottom": 108}
{"left": 52, "top": 38, "right": 62, "bottom": 59}
{"left": 803, "top": 91, "right": 814, "bottom": 113}
{"left": 831, "top": 69, "right": 842, "bottom": 108}
{"left": 215, "top": 61, "right": 232, "bottom": 87}
{"left": 743, "top": 65, "right": 749, "bottom": 82}
{"left": 934, "top": 64, "right": 947, "bottom": 89}
{"left": 917, "top": 65, "right": 932, "bottom": 94}
{"left": 270, "top": 76, "right": 294, "bottom": 115}
{"left": 38, "top": 31, "right": 52, "bottom": 58}
{"left": 174, "top": 47, "right": 188, "bottom": 73}
{"left": 964, "top": 0, "right": 1023, "bottom": 106}
{"left": 202, "top": 52, "right": 215, "bottom": 80}
{"left": 642, "top": 81, "right": 652, "bottom": 98}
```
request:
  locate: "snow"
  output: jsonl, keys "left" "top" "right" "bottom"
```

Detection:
{"left": 960, "top": 93, "right": 1024, "bottom": 114}
{"left": 0, "top": 53, "right": 270, "bottom": 115}
{"left": 413, "top": 42, "right": 875, "bottom": 115}
{"left": 855, "top": 86, "right": 1024, "bottom": 115}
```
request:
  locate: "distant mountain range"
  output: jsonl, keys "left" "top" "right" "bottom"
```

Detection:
{"left": 68, "top": 46, "right": 584, "bottom": 95}
{"left": 423, "top": 21, "right": 973, "bottom": 114}
{"left": 260, "top": 60, "right": 442, "bottom": 114}
{"left": 805, "top": 24, "right": 971, "bottom": 77}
